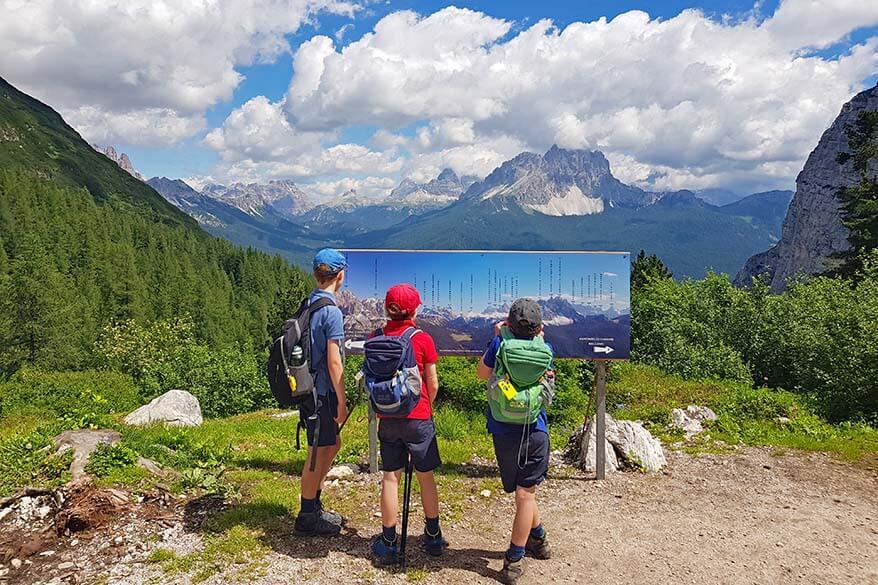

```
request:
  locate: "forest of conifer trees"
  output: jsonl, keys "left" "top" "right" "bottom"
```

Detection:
{"left": 0, "top": 171, "right": 310, "bottom": 377}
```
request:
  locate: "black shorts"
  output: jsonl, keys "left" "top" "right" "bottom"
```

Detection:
{"left": 492, "top": 430, "right": 549, "bottom": 493}
{"left": 300, "top": 392, "right": 339, "bottom": 448}
{"left": 378, "top": 418, "right": 441, "bottom": 473}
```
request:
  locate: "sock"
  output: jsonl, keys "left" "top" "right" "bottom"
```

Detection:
{"left": 382, "top": 525, "right": 397, "bottom": 545}
{"left": 506, "top": 544, "right": 526, "bottom": 562}
{"left": 316, "top": 489, "right": 323, "bottom": 508}
{"left": 300, "top": 496, "right": 317, "bottom": 514}
{"left": 530, "top": 524, "right": 546, "bottom": 540}
{"left": 425, "top": 516, "right": 441, "bottom": 537}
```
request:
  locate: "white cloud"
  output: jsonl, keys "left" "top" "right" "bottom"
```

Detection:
{"left": 273, "top": 1, "right": 878, "bottom": 191}
{"left": 202, "top": 96, "right": 326, "bottom": 162}
{"left": 202, "top": 96, "right": 404, "bottom": 182}
{"left": 0, "top": 0, "right": 359, "bottom": 145}
{"left": 305, "top": 176, "right": 398, "bottom": 201}
{"left": 765, "top": 0, "right": 878, "bottom": 49}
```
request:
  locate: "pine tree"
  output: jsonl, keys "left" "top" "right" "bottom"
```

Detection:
{"left": 632, "top": 249, "right": 673, "bottom": 291}
{"left": 832, "top": 110, "right": 878, "bottom": 280}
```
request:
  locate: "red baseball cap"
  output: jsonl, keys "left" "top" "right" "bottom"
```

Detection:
{"left": 385, "top": 283, "right": 421, "bottom": 314}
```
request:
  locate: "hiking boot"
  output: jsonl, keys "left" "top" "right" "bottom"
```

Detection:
{"left": 293, "top": 510, "right": 341, "bottom": 537}
{"left": 317, "top": 500, "right": 344, "bottom": 526}
{"left": 500, "top": 556, "right": 524, "bottom": 585}
{"left": 371, "top": 534, "right": 399, "bottom": 565}
{"left": 422, "top": 530, "right": 448, "bottom": 557}
{"left": 525, "top": 532, "right": 551, "bottom": 559}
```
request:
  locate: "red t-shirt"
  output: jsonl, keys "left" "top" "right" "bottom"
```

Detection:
{"left": 372, "top": 319, "right": 438, "bottom": 420}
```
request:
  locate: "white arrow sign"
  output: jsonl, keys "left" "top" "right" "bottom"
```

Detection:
{"left": 344, "top": 339, "right": 366, "bottom": 350}
{"left": 594, "top": 346, "right": 615, "bottom": 355}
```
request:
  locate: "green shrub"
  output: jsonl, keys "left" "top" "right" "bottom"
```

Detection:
{"left": 633, "top": 265, "right": 878, "bottom": 423}
{"left": 139, "top": 346, "right": 271, "bottom": 419}
{"left": 0, "top": 368, "right": 140, "bottom": 421}
{"left": 0, "top": 429, "right": 72, "bottom": 496}
{"left": 436, "top": 357, "right": 485, "bottom": 411}
{"left": 85, "top": 443, "right": 138, "bottom": 477}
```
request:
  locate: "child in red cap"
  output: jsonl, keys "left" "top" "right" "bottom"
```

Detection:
{"left": 370, "top": 283, "right": 446, "bottom": 564}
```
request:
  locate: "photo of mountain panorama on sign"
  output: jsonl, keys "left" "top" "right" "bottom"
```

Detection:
{"left": 0, "top": 1, "right": 877, "bottom": 584}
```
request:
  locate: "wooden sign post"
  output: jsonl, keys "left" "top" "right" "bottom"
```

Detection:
{"left": 594, "top": 360, "right": 608, "bottom": 480}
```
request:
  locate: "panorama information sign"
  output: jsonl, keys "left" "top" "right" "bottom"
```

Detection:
{"left": 339, "top": 250, "right": 630, "bottom": 360}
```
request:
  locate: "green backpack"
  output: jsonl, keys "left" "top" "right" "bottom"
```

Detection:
{"left": 487, "top": 327, "right": 554, "bottom": 424}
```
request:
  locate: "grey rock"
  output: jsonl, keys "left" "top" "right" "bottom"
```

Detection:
{"left": 57, "top": 562, "right": 75, "bottom": 570}
{"left": 736, "top": 84, "right": 878, "bottom": 291}
{"left": 570, "top": 419, "right": 620, "bottom": 474}
{"left": 136, "top": 457, "right": 164, "bottom": 476}
{"left": 325, "top": 464, "right": 358, "bottom": 481}
{"left": 605, "top": 415, "right": 667, "bottom": 472}
{"left": 671, "top": 409, "right": 703, "bottom": 437}
{"left": 686, "top": 405, "right": 717, "bottom": 422}
{"left": 53, "top": 429, "right": 122, "bottom": 481}
{"left": 124, "top": 390, "right": 203, "bottom": 427}
{"left": 671, "top": 405, "right": 718, "bottom": 437}
{"left": 10, "top": 558, "right": 22, "bottom": 569}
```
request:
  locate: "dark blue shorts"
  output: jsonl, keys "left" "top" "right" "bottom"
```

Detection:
{"left": 378, "top": 418, "right": 441, "bottom": 473}
{"left": 492, "top": 430, "right": 549, "bottom": 493}
{"left": 300, "top": 392, "right": 339, "bottom": 448}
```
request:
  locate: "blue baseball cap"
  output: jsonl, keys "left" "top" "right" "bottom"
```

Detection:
{"left": 313, "top": 248, "right": 348, "bottom": 272}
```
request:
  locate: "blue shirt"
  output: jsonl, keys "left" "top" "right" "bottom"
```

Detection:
{"left": 483, "top": 335, "right": 552, "bottom": 436}
{"left": 309, "top": 289, "right": 345, "bottom": 397}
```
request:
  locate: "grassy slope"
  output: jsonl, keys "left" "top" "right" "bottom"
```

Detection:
{"left": 0, "top": 76, "right": 195, "bottom": 229}
{"left": 2, "top": 362, "right": 875, "bottom": 581}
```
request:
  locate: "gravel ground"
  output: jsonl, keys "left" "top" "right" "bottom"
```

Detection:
{"left": 2, "top": 447, "right": 876, "bottom": 585}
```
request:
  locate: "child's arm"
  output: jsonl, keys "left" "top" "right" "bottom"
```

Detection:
{"left": 425, "top": 362, "right": 439, "bottom": 404}
{"left": 327, "top": 339, "right": 347, "bottom": 424}
{"left": 476, "top": 357, "right": 492, "bottom": 380}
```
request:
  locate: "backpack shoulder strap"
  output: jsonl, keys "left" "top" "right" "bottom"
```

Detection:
{"left": 307, "top": 296, "right": 335, "bottom": 317}
{"left": 400, "top": 326, "right": 420, "bottom": 342}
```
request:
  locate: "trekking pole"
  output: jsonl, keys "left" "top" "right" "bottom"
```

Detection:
{"left": 399, "top": 453, "right": 414, "bottom": 571}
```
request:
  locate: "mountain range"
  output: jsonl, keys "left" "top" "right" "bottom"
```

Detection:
{"left": 143, "top": 145, "right": 793, "bottom": 277}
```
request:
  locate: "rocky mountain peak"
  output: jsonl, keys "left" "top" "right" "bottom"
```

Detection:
{"left": 387, "top": 167, "right": 471, "bottom": 209}
{"left": 436, "top": 167, "right": 458, "bottom": 182}
{"left": 92, "top": 144, "right": 143, "bottom": 180}
{"left": 461, "top": 145, "right": 654, "bottom": 215}
{"left": 736, "top": 84, "right": 878, "bottom": 291}
{"left": 200, "top": 179, "right": 312, "bottom": 218}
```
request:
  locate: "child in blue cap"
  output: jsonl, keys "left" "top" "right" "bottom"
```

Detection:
{"left": 294, "top": 248, "right": 349, "bottom": 537}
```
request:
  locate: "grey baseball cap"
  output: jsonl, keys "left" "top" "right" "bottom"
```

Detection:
{"left": 508, "top": 298, "right": 542, "bottom": 334}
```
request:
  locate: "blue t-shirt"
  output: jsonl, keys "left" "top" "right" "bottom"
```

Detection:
{"left": 309, "top": 289, "right": 345, "bottom": 397}
{"left": 483, "top": 335, "right": 552, "bottom": 436}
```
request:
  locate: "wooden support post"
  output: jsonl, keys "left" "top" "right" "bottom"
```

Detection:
{"left": 595, "top": 360, "right": 608, "bottom": 480}
{"left": 368, "top": 402, "right": 379, "bottom": 473}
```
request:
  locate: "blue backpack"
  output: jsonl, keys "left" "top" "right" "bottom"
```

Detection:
{"left": 362, "top": 327, "right": 423, "bottom": 417}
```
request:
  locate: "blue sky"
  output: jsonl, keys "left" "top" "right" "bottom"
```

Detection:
{"left": 2, "top": 0, "right": 876, "bottom": 199}
{"left": 342, "top": 250, "right": 631, "bottom": 312}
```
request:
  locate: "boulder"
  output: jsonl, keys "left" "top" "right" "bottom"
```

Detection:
{"left": 686, "top": 405, "right": 717, "bottom": 421}
{"left": 570, "top": 420, "right": 620, "bottom": 474}
{"left": 325, "top": 464, "right": 358, "bottom": 481}
{"left": 124, "top": 390, "right": 202, "bottom": 427}
{"left": 671, "top": 409, "right": 703, "bottom": 437}
{"left": 53, "top": 430, "right": 121, "bottom": 481}
{"left": 604, "top": 416, "right": 667, "bottom": 472}
{"left": 671, "top": 405, "right": 718, "bottom": 437}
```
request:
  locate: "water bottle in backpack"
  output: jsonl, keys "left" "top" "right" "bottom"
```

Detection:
{"left": 362, "top": 327, "right": 423, "bottom": 417}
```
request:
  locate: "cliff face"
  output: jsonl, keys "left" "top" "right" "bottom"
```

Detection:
{"left": 736, "top": 85, "right": 878, "bottom": 291}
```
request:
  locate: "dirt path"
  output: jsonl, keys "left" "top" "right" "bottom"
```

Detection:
{"left": 3, "top": 448, "right": 877, "bottom": 585}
